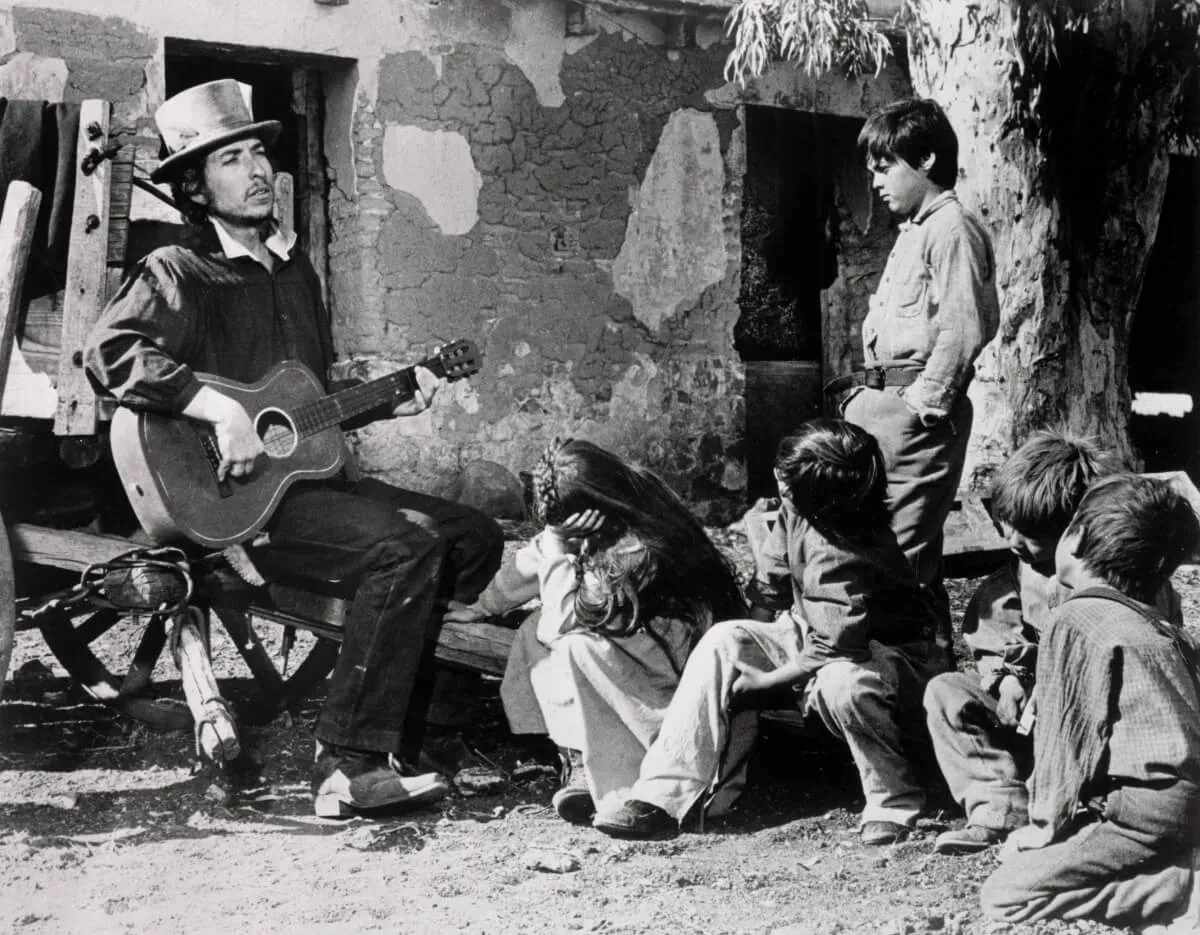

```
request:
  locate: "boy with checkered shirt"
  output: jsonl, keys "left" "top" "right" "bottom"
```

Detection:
{"left": 924, "top": 429, "right": 1181, "bottom": 855}
{"left": 980, "top": 473, "right": 1200, "bottom": 928}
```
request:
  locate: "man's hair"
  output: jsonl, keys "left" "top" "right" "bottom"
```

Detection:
{"left": 167, "top": 163, "right": 210, "bottom": 227}
{"left": 774, "top": 418, "right": 889, "bottom": 535}
{"left": 858, "top": 98, "right": 959, "bottom": 189}
{"left": 989, "top": 427, "right": 1119, "bottom": 540}
{"left": 1067, "top": 473, "right": 1200, "bottom": 602}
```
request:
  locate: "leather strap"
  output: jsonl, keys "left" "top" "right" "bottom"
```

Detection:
{"left": 823, "top": 366, "right": 922, "bottom": 399}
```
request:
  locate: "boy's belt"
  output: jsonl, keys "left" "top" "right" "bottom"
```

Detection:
{"left": 824, "top": 366, "right": 922, "bottom": 398}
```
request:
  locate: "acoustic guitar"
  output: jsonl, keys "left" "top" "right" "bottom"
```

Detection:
{"left": 110, "top": 340, "right": 482, "bottom": 548}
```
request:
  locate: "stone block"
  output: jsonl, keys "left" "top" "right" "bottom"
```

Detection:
{"left": 443, "top": 459, "right": 527, "bottom": 521}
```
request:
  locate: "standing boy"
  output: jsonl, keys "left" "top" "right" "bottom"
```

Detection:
{"left": 981, "top": 474, "right": 1200, "bottom": 927}
{"left": 828, "top": 98, "right": 1000, "bottom": 653}
{"left": 85, "top": 80, "right": 503, "bottom": 817}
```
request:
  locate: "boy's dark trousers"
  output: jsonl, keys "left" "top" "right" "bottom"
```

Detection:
{"left": 981, "top": 780, "right": 1200, "bottom": 927}
{"left": 843, "top": 386, "right": 972, "bottom": 653}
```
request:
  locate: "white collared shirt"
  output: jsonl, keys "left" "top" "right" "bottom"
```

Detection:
{"left": 209, "top": 217, "right": 297, "bottom": 268}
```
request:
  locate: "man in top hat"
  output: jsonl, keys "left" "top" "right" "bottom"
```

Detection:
{"left": 84, "top": 79, "right": 504, "bottom": 817}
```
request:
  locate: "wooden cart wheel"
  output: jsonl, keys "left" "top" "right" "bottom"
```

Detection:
{"left": 0, "top": 512, "right": 15, "bottom": 690}
{"left": 36, "top": 600, "right": 338, "bottom": 731}
{"left": 209, "top": 605, "right": 339, "bottom": 724}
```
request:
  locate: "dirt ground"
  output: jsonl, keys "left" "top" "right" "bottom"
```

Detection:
{"left": 4, "top": 539, "right": 1199, "bottom": 935}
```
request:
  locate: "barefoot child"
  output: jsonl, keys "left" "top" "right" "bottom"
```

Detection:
{"left": 980, "top": 473, "right": 1200, "bottom": 927}
{"left": 595, "top": 419, "right": 946, "bottom": 844}
{"left": 446, "top": 438, "right": 745, "bottom": 824}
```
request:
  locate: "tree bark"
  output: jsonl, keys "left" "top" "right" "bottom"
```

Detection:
{"left": 905, "top": 0, "right": 1185, "bottom": 488}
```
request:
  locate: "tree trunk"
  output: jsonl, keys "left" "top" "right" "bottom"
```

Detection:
{"left": 906, "top": 0, "right": 1184, "bottom": 488}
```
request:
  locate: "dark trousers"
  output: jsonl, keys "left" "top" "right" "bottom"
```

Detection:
{"left": 256, "top": 476, "right": 503, "bottom": 752}
{"left": 982, "top": 781, "right": 1200, "bottom": 927}
{"left": 843, "top": 387, "right": 972, "bottom": 650}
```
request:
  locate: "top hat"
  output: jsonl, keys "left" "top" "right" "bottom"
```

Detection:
{"left": 150, "top": 79, "right": 282, "bottom": 182}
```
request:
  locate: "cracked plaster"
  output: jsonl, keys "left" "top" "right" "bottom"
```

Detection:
{"left": 611, "top": 107, "right": 727, "bottom": 332}
{"left": 0, "top": 50, "right": 66, "bottom": 99}
{"left": 381, "top": 124, "right": 482, "bottom": 235}
{"left": 0, "top": 8, "right": 14, "bottom": 55}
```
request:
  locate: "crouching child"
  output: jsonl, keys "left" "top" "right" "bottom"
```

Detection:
{"left": 594, "top": 419, "right": 947, "bottom": 844}
{"left": 925, "top": 429, "right": 1182, "bottom": 855}
{"left": 981, "top": 473, "right": 1200, "bottom": 928}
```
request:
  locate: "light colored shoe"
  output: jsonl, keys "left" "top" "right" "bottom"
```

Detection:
{"left": 933, "top": 824, "right": 1005, "bottom": 855}
{"left": 312, "top": 743, "right": 449, "bottom": 818}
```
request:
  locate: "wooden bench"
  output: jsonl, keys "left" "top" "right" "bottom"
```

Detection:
{"left": 8, "top": 521, "right": 518, "bottom": 731}
{"left": 0, "top": 100, "right": 517, "bottom": 741}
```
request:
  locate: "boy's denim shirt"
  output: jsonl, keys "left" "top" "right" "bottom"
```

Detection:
{"left": 862, "top": 191, "right": 1001, "bottom": 424}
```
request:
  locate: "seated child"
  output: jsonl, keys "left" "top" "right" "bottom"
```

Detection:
{"left": 446, "top": 438, "right": 745, "bottom": 824}
{"left": 981, "top": 473, "right": 1200, "bottom": 928}
{"left": 925, "top": 429, "right": 1181, "bottom": 855}
{"left": 594, "top": 419, "right": 947, "bottom": 844}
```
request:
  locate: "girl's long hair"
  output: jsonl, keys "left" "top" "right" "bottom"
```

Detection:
{"left": 533, "top": 438, "right": 746, "bottom": 638}
{"left": 774, "top": 419, "right": 890, "bottom": 540}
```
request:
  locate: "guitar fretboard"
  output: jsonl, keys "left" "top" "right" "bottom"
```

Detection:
{"left": 289, "top": 366, "right": 427, "bottom": 437}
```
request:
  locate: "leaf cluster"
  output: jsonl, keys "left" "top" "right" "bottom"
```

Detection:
{"left": 724, "top": 0, "right": 895, "bottom": 84}
{"left": 724, "top": 0, "right": 1200, "bottom": 148}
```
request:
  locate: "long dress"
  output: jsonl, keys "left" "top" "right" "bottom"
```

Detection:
{"left": 498, "top": 532, "right": 698, "bottom": 810}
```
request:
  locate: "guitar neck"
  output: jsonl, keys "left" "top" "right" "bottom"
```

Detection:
{"left": 295, "top": 358, "right": 445, "bottom": 435}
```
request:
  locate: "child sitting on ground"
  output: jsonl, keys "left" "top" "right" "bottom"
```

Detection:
{"left": 594, "top": 419, "right": 947, "bottom": 844}
{"left": 925, "top": 428, "right": 1182, "bottom": 855}
{"left": 980, "top": 473, "right": 1200, "bottom": 928}
{"left": 445, "top": 438, "right": 745, "bottom": 824}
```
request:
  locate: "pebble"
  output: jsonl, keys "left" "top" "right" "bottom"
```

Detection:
{"left": 522, "top": 848, "right": 580, "bottom": 873}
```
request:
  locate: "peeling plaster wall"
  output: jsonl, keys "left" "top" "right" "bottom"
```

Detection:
{"left": 612, "top": 108, "right": 727, "bottom": 332}
{"left": 1, "top": 0, "right": 896, "bottom": 518}
{"left": 328, "top": 29, "right": 745, "bottom": 516}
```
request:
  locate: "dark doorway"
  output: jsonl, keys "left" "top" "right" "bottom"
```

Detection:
{"left": 1128, "top": 153, "right": 1200, "bottom": 481}
{"left": 161, "top": 40, "right": 349, "bottom": 304}
{"left": 738, "top": 106, "right": 850, "bottom": 498}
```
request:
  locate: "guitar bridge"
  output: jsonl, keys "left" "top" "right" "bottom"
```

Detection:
{"left": 200, "top": 430, "right": 234, "bottom": 499}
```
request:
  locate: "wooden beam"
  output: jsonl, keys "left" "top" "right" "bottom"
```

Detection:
{"left": 291, "top": 69, "right": 330, "bottom": 308}
{"left": 435, "top": 621, "right": 515, "bottom": 677}
{"left": 8, "top": 523, "right": 149, "bottom": 572}
{"left": 273, "top": 172, "right": 295, "bottom": 239}
{"left": 0, "top": 181, "right": 42, "bottom": 405}
{"left": 55, "top": 100, "right": 113, "bottom": 437}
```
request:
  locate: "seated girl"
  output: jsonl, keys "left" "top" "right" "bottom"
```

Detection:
{"left": 594, "top": 419, "right": 948, "bottom": 843}
{"left": 445, "top": 438, "right": 745, "bottom": 824}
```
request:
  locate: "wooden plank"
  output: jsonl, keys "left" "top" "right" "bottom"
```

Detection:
{"left": 8, "top": 523, "right": 148, "bottom": 572}
{"left": 0, "top": 181, "right": 42, "bottom": 403}
{"left": 10, "top": 521, "right": 517, "bottom": 676}
{"left": 266, "top": 579, "right": 515, "bottom": 674}
{"left": 294, "top": 68, "right": 330, "bottom": 307}
{"left": 105, "top": 139, "right": 135, "bottom": 289}
{"left": 435, "top": 622, "right": 515, "bottom": 676}
{"left": 54, "top": 99, "right": 112, "bottom": 437}
{"left": 273, "top": 172, "right": 295, "bottom": 240}
{"left": 943, "top": 495, "right": 1007, "bottom": 556}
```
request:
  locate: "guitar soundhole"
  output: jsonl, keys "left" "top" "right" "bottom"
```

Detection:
{"left": 257, "top": 407, "right": 298, "bottom": 459}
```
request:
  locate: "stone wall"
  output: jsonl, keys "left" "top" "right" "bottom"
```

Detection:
{"left": 0, "top": 0, "right": 908, "bottom": 521}
{"left": 336, "top": 35, "right": 745, "bottom": 517}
